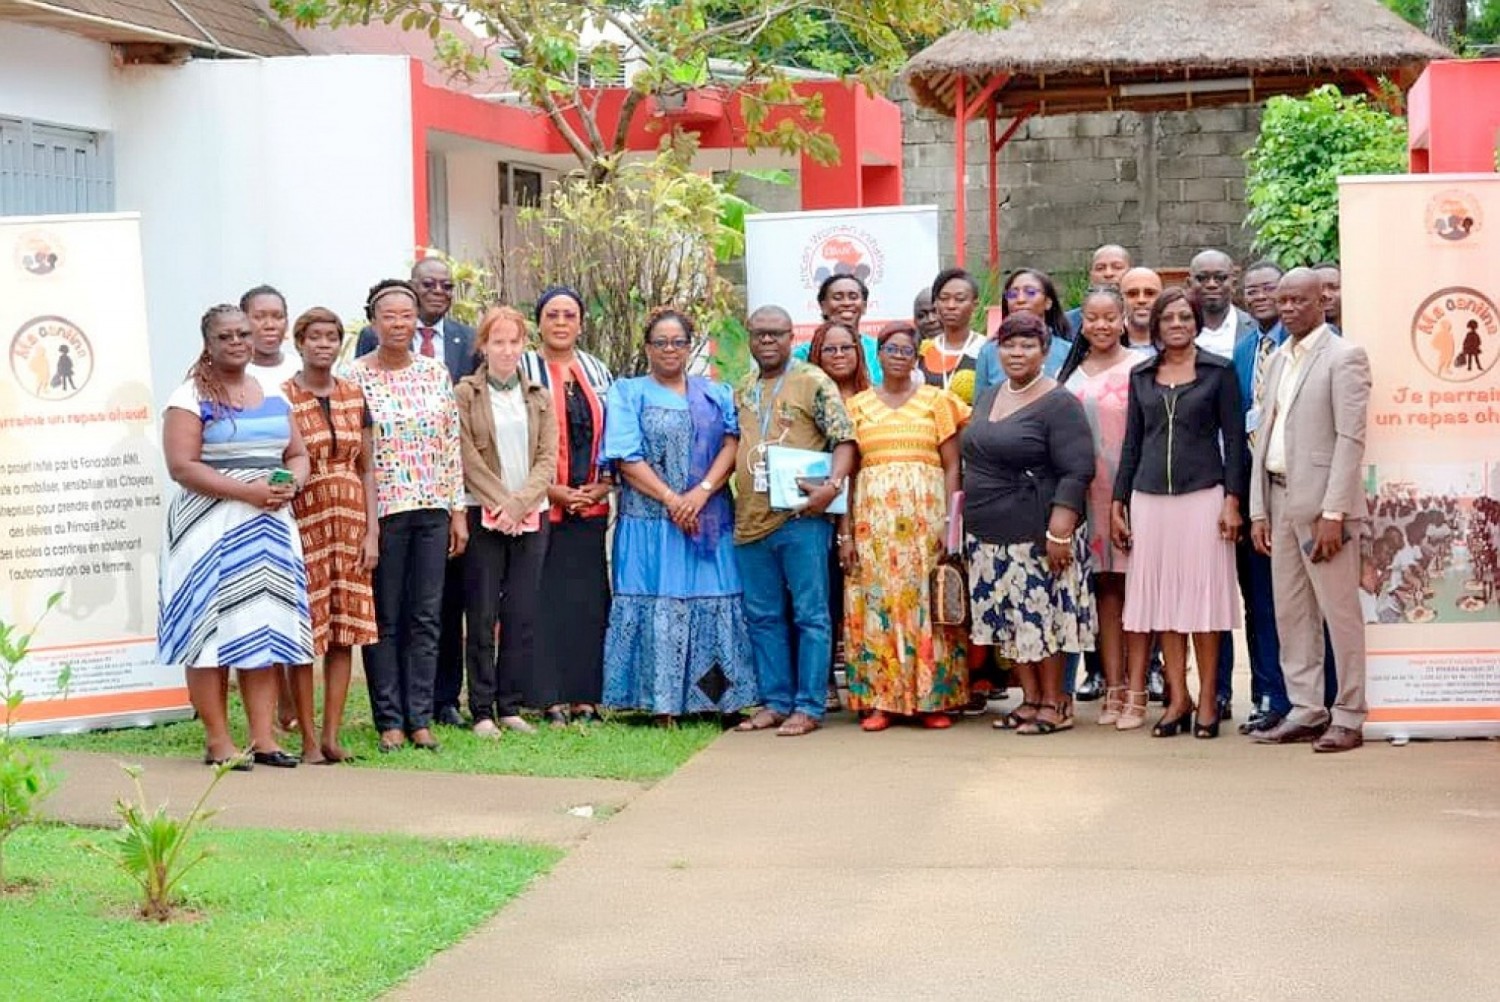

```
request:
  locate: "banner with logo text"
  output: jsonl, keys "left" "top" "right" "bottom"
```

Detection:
{"left": 744, "top": 205, "right": 940, "bottom": 338}
{"left": 1, "top": 213, "right": 191, "bottom": 736}
{"left": 1340, "top": 176, "right": 1500, "bottom": 739}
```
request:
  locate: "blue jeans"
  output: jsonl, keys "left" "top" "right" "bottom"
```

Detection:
{"left": 735, "top": 517, "right": 833, "bottom": 719}
{"left": 1238, "top": 541, "right": 1291, "bottom": 716}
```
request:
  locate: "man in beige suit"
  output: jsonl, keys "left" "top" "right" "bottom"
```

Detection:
{"left": 1248, "top": 268, "right": 1371, "bottom": 753}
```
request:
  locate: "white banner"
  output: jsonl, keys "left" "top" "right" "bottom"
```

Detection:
{"left": 1339, "top": 175, "right": 1500, "bottom": 740}
{"left": 1, "top": 213, "right": 191, "bottom": 736}
{"left": 744, "top": 205, "right": 940, "bottom": 337}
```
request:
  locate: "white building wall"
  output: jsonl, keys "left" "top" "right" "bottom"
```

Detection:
{"left": 0, "top": 22, "right": 115, "bottom": 129}
{"left": 444, "top": 148, "right": 501, "bottom": 264}
{"left": 112, "top": 55, "right": 417, "bottom": 401}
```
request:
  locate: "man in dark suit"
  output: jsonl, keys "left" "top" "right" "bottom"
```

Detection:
{"left": 357, "top": 257, "right": 479, "bottom": 728}
{"left": 1249, "top": 268, "right": 1371, "bottom": 753}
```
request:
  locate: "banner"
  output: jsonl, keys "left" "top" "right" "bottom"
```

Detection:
{"left": 744, "top": 205, "right": 940, "bottom": 337}
{"left": 1, "top": 213, "right": 191, "bottom": 736}
{"left": 1339, "top": 176, "right": 1500, "bottom": 740}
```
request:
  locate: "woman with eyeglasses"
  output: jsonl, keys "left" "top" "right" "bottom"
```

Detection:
{"left": 601, "top": 308, "right": 755, "bottom": 724}
{"left": 342, "top": 279, "right": 466, "bottom": 754}
{"left": 918, "top": 269, "right": 985, "bottom": 404}
{"left": 841, "top": 322, "right": 970, "bottom": 731}
{"left": 159, "top": 304, "right": 314, "bottom": 770}
{"left": 1112, "top": 288, "right": 1246, "bottom": 739}
{"left": 975, "top": 268, "right": 1075, "bottom": 395}
{"left": 522, "top": 286, "right": 613, "bottom": 724}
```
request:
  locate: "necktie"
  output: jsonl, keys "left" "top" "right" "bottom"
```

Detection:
{"left": 1248, "top": 335, "right": 1275, "bottom": 449}
{"left": 419, "top": 327, "right": 437, "bottom": 358}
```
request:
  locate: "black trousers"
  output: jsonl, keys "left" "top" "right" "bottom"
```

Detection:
{"left": 366, "top": 508, "right": 449, "bottom": 733}
{"left": 433, "top": 552, "right": 467, "bottom": 713}
{"left": 463, "top": 509, "right": 548, "bottom": 721}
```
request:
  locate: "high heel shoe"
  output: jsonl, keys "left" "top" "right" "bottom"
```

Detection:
{"left": 1097, "top": 686, "right": 1126, "bottom": 726}
{"left": 1151, "top": 704, "right": 1195, "bottom": 738}
{"left": 1194, "top": 713, "right": 1221, "bottom": 740}
{"left": 1116, "top": 690, "right": 1148, "bottom": 731}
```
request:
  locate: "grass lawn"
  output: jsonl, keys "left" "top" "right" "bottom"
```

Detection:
{"left": 34, "top": 696, "right": 724, "bottom": 782}
{"left": 0, "top": 824, "right": 560, "bottom": 1001}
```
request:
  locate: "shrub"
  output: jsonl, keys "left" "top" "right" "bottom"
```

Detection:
{"left": 0, "top": 593, "right": 68, "bottom": 890}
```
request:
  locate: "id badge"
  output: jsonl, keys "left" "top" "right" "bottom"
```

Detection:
{"left": 752, "top": 460, "right": 769, "bottom": 493}
{"left": 1245, "top": 406, "right": 1262, "bottom": 435}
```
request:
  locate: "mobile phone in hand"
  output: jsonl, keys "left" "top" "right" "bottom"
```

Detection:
{"left": 795, "top": 475, "right": 829, "bottom": 495}
{"left": 268, "top": 468, "right": 295, "bottom": 487}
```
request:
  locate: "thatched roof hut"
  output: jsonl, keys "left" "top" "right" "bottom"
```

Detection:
{"left": 904, "top": 0, "right": 1450, "bottom": 118}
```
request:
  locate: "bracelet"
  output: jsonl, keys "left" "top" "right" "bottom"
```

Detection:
{"left": 836, "top": 534, "right": 849, "bottom": 544}
{"left": 1045, "top": 530, "right": 1073, "bottom": 545}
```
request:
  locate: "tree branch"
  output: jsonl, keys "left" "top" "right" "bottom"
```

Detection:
{"left": 610, "top": 88, "right": 648, "bottom": 156}
{"left": 490, "top": 6, "right": 599, "bottom": 166}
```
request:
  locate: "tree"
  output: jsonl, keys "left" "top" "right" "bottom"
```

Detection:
{"left": 269, "top": 0, "right": 1033, "bottom": 181}
{"left": 1381, "top": 0, "right": 1500, "bottom": 46}
{"left": 1243, "top": 85, "right": 1409, "bottom": 267}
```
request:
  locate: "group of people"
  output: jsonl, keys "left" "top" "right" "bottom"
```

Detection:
{"left": 157, "top": 241, "right": 1377, "bottom": 769}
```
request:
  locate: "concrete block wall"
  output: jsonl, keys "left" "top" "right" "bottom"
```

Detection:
{"left": 897, "top": 90, "right": 1263, "bottom": 277}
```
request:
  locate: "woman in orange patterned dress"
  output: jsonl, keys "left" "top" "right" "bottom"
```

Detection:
{"left": 283, "top": 308, "right": 379, "bottom": 763}
{"left": 838, "top": 321, "right": 971, "bottom": 731}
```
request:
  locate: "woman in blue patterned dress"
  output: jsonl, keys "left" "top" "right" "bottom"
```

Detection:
{"left": 159, "top": 304, "right": 314, "bottom": 769}
{"left": 601, "top": 309, "right": 755, "bottom": 723}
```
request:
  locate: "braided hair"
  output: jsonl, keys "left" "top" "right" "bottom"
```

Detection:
{"left": 190, "top": 304, "right": 244, "bottom": 419}
{"left": 1056, "top": 286, "right": 1127, "bottom": 385}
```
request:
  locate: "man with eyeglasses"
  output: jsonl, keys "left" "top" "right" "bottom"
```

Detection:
{"left": 357, "top": 256, "right": 479, "bottom": 729}
{"left": 731, "top": 305, "right": 857, "bottom": 738}
{"left": 1188, "top": 249, "right": 1254, "bottom": 359}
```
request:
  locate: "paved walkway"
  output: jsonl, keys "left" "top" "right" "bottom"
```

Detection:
{"left": 48, "top": 751, "right": 642, "bottom": 846}
{"left": 386, "top": 710, "right": 1500, "bottom": 1001}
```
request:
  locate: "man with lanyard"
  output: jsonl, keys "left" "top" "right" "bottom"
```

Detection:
{"left": 357, "top": 257, "right": 478, "bottom": 729}
{"left": 731, "top": 305, "right": 857, "bottom": 738}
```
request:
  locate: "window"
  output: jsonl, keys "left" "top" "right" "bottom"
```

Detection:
{"left": 426, "top": 150, "right": 450, "bottom": 252}
{"left": 498, "top": 163, "right": 543, "bottom": 209}
{"left": 0, "top": 118, "right": 113, "bottom": 216}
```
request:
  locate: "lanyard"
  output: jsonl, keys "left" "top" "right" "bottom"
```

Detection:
{"left": 752, "top": 372, "right": 787, "bottom": 444}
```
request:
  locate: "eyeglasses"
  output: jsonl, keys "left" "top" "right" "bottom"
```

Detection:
{"left": 819, "top": 344, "right": 857, "bottom": 356}
{"left": 1191, "top": 272, "right": 1231, "bottom": 285}
{"left": 879, "top": 344, "right": 916, "bottom": 358}
{"left": 1004, "top": 285, "right": 1045, "bottom": 300}
{"left": 215, "top": 331, "right": 252, "bottom": 342}
{"left": 749, "top": 328, "right": 792, "bottom": 342}
{"left": 647, "top": 337, "right": 692, "bottom": 351}
{"left": 420, "top": 279, "right": 456, "bottom": 292}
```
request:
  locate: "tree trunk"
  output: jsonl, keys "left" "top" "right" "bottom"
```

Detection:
{"left": 1427, "top": 0, "right": 1467, "bottom": 45}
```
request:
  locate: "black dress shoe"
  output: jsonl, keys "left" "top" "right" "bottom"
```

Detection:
{"left": 1252, "top": 720, "right": 1328, "bottom": 745}
{"left": 251, "top": 749, "right": 300, "bottom": 768}
{"left": 1238, "top": 710, "right": 1285, "bottom": 735}
{"left": 434, "top": 705, "right": 465, "bottom": 728}
{"left": 1215, "top": 696, "right": 1234, "bottom": 722}
{"left": 1074, "top": 671, "right": 1105, "bottom": 702}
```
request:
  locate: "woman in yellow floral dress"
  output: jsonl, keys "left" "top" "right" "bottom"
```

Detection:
{"left": 838, "top": 322, "right": 970, "bottom": 730}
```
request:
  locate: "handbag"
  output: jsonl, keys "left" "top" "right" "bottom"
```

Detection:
{"left": 929, "top": 492, "right": 969, "bottom": 627}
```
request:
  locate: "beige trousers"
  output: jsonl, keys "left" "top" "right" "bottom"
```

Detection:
{"left": 1268, "top": 482, "right": 1368, "bottom": 729}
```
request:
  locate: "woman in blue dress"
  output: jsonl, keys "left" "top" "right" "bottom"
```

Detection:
{"left": 159, "top": 304, "right": 314, "bottom": 769}
{"left": 601, "top": 309, "right": 756, "bottom": 722}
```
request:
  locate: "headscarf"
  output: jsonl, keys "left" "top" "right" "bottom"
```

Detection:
{"left": 534, "top": 286, "right": 584, "bottom": 323}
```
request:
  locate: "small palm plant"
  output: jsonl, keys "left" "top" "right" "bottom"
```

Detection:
{"left": 90, "top": 761, "right": 235, "bottom": 921}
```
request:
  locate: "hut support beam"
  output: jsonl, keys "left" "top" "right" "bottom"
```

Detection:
{"left": 986, "top": 103, "right": 1035, "bottom": 272}
{"left": 952, "top": 73, "right": 1010, "bottom": 266}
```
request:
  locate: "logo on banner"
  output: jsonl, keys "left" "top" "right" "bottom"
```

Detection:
{"left": 9, "top": 315, "right": 94, "bottom": 400}
{"left": 801, "top": 225, "right": 885, "bottom": 289}
{"left": 1426, "top": 190, "right": 1483, "bottom": 244}
{"left": 1410, "top": 287, "right": 1498, "bottom": 383}
{"left": 14, "top": 230, "right": 64, "bottom": 276}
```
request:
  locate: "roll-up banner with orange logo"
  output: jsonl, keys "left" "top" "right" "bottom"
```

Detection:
{"left": 1, "top": 213, "right": 192, "bottom": 736}
{"left": 1339, "top": 176, "right": 1500, "bottom": 739}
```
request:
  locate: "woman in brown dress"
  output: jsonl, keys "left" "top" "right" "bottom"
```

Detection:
{"left": 283, "top": 307, "right": 380, "bottom": 762}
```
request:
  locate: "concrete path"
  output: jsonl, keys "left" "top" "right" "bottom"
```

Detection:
{"left": 389, "top": 711, "right": 1500, "bottom": 1001}
{"left": 47, "top": 750, "right": 642, "bottom": 846}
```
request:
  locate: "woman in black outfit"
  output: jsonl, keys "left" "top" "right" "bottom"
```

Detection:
{"left": 1111, "top": 287, "right": 1246, "bottom": 739}
{"left": 962, "top": 311, "right": 1097, "bottom": 736}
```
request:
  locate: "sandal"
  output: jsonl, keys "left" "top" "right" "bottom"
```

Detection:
{"left": 1017, "top": 701, "right": 1074, "bottom": 736}
{"left": 994, "top": 700, "right": 1041, "bottom": 730}
{"left": 1116, "top": 690, "right": 1148, "bottom": 731}
{"left": 776, "top": 712, "right": 821, "bottom": 737}
{"left": 860, "top": 709, "right": 893, "bottom": 732}
{"left": 734, "top": 709, "right": 787, "bottom": 732}
{"left": 1098, "top": 686, "right": 1126, "bottom": 727}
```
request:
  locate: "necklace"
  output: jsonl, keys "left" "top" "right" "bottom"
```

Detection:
{"left": 1004, "top": 371, "right": 1045, "bottom": 395}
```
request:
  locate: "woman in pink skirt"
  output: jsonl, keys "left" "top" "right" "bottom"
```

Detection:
{"left": 1111, "top": 287, "right": 1246, "bottom": 738}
